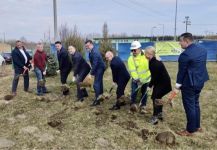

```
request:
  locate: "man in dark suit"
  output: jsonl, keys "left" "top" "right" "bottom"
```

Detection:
{"left": 105, "top": 51, "right": 130, "bottom": 110}
{"left": 68, "top": 45, "right": 91, "bottom": 102}
{"left": 11, "top": 40, "right": 32, "bottom": 95}
{"left": 175, "top": 33, "right": 209, "bottom": 136}
{"left": 55, "top": 41, "right": 72, "bottom": 95}
{"left": 85, "top": 40, "right": 106, "bottom": 106}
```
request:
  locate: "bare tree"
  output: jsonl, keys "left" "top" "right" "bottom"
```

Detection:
{"left": 99, "top": 22, "right": 114, "bottom": 67}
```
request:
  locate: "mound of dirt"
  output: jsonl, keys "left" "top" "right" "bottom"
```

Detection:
{"left": 130, "top": 104, "right": 138, "bottom": 113}
{"left": 74, "top": 101, "right": 85, "bottom": 110}
{"left": 92, "top": 108, "right": 104, "bottom": 115}
{"left": 48, "top": 119, "right": 62, "bottom": 128}
{"left": 139, "top": 129, "right": 158, "bottom": 140}
{"left": 4, "top": 95, "right": 14, "bottom": 101}
{"left": 119, "top": 121, "right": 139, "bottom": 130}
{"left": 155, "top": 131, "right": 176, "bottom": 145}
{"left": 111, "top": 114, "right": 118, "bottom": 121}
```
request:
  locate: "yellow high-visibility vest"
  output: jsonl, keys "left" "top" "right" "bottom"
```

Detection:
{"left": 128, "top": 53, "right": 151, "bottom": 83}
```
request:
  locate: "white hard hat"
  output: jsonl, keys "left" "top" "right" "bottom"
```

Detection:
{"left": 130, "top": 41, "right": 141, "bottom": 50}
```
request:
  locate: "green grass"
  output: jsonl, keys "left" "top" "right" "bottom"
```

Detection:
{"left": 0, "top": 62, "right": 216, "bottom": 149}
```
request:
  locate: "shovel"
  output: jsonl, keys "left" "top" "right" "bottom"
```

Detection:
{"left": 104, "top": 84, "right": 116, "bottom": 100}
{"left": 14, "top": 68, "right": 29, "bottom": 80}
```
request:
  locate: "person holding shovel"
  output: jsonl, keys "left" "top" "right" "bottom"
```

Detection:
{"left": 85, "top": 40, "right": 106, "bottom": 106}
{"left": 33, "top": 43, "right": 49, "bottom": 96}
{"left": 55, "top": 41, "right": 72, "bottom": 96}
{"left": 68, "top": 45, "right": 91, "bottom": 102}
{"left": 11, "top": 40, "right": 32, "bottom": 96}
{"left": 105, "top": 51, "right": 130, "bottom": 110}
{"left": 144, "top": 46, "right": 172, "bottom": 125}
{"left": 128, "top": 41, "right": 151, "bottom": 114}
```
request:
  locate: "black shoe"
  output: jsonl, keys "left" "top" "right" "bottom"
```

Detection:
{"left": 150, "top": 116, "right": 158, "bottom": 125}
{"left": 44, "top": 90, "right": 51, "bottom": 94}
{"left": 63, "top": 89, "right": 69, "bottom": 95}
{"left": 81, "top": 88, "right": 88, "bottom": 97}
{"left": 109, "top": 104, "right": 120, "bottom": 110}
{"left": 79, "top": 98, "right": 84, "bottom": 102}
{"left": 157, "top": 113, "right": 163, "bottom": 121}
{"left": 90, "top": 100, "right": 100, "bottom": 106}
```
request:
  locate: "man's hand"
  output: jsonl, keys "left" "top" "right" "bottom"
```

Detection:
{"left": 173, "top": 88, "right": 180, "bottom": 94}
{"left": 23, "top": 66, "right": 29, "bottom": 70}
{"left": 147, "top": 87, "right": 152, "bottom": 92}
{"left": 72, "top": 76, "right": 76, "bottom": 82}
{"left": 43, "top": 71, "right": 46, "bottom": 76}
{"left": 112, "top": 82, "right": 117, "bottom": 87}
{"left": 133, "top": 79, "right": 140, "bottom": 84}
{"left": 56, "top": 70, "right": 60, "bottom": 74}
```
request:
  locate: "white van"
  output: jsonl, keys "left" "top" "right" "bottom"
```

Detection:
{"left": 0, "top": 55, "right": 5, "bottom": 66}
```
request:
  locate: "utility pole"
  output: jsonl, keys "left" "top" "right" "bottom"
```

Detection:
{"left": 3, "top": 32, "right": 5, "bottom": 43}
{"left": 174, "top": 0, "right": 178, "bottom": 41}
{"left": 53, "top": 0, "right": 58, "bottom": 42}
{"left": 183, "top": 16, "right": 191, "bottom": 32}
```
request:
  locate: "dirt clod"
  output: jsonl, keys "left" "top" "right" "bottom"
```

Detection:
{"left": 155, "top": 131, "right": 176, "bottom": 145}
{"left": 4, "top": 95, "right": 14, "bottom": 101}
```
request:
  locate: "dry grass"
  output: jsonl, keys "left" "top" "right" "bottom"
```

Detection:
{"left": 0, "top": 62, "right": 216, "bottom": 149}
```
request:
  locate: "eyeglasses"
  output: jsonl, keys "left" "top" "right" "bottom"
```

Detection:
{"left": 131, "top": 49, "right": 137, "bottom": 52}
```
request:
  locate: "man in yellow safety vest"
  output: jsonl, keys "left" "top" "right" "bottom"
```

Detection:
{"left": 128, "top": 41, "right": 151, "bottom": 113}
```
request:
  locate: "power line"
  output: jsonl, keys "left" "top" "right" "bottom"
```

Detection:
{"left": 127, "top": 0, "right": 171, "bottom": 18}
{"left": 191, "top": 24, "right": 217, "bottom": 26}
{"left": 111, "top": 0, "right": 172, "bottom": 22}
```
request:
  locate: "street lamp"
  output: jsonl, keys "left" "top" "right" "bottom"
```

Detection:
{"left": 151, "top": 26, "right": 157, "bottom": 41}
{"left": 158, "top": 24, "right": 164, "bottom": 41}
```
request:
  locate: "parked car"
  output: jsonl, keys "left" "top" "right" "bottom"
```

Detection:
{"left": 2, "top": 52, "right": 12, "bottom": 64}
{"left": 0, "top": 55, "right": 5, "bottom": 66}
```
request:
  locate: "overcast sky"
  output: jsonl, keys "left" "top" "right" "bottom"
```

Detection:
{"left": 0, "top": 0, "right": 217, "bottom": 42}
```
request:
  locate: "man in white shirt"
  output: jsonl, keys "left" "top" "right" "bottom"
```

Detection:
{"left": 11, "top": 40, "right": 32, "bottom": 96}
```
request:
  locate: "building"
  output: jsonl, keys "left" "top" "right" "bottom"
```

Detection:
{"left": 94, "top": 37, "right": 154, "bottom": 60}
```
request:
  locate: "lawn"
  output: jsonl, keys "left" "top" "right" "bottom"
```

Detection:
{"left": 0, "top": 62, "right": 216, "bottom": 149}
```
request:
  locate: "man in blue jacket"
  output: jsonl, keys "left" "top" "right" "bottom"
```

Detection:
{"left": 105, "top": 51, "right": 130, "bottom": 110}
{"left": 175, "top": 33, "right": 209, "bottom": 136}
{"left": 85, "top": 40, "right": 106, "bottom": 106}
{"left": 11, "top": 40, "right": 32, "bottom": 96}
{"left": 55, "top": 41, "right": 72, "bottom": 95}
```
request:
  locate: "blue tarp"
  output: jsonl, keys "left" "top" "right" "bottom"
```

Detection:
{"left": 50, "top": 40, "right": 217, "bottom": 62}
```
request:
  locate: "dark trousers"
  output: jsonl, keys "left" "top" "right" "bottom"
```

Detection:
{"left": 116, "top": 79, "right": 129, "bottom": 99}
{"left": 131, "top": 82, "right": 148, "bottom": 106}
{"left": 181, "top": 86, "right": 202, "bottom": 133}
{"left": 76, "top": 68, "right": 90, "bottom": 99}
{"left": 12, "top": 71, "right": 29, "bottom": 93}
{"left": 93, "top": 68, "right": 105, "bottom": 99}
{"left": 60, "top": 69, "right": 71, "bottom": 84}
{"left": 152, "top": 99, "right": 163, "bottom": 116}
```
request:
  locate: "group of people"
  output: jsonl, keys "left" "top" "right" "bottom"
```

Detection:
{"left": 11, "top": 32, "right": 209, "bottom": 136}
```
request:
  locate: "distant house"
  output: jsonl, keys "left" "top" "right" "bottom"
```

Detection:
{"left": 0, "top": 43, "right": 11, "bottom": 53}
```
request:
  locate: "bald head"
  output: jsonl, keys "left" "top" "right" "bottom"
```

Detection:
{"left": 145, "top": 46, "right": 156, "bottom": 60}
{"left": 105, "top": 51, "right": 114, "bottom": 61}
